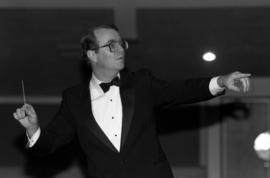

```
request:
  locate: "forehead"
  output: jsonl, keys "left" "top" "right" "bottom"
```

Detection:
{"left": 94, "top": 28, "right": 121, "bottom": 44}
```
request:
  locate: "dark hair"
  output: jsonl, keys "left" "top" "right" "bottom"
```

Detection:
{"left": 80, "top": 24, "right": 119, "bottom": 60}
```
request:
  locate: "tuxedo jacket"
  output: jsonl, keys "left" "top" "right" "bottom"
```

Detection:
{"left": 30, "top": 69, "right": 218, "bottom": 178}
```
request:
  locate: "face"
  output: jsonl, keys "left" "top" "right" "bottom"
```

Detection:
{"left": 91, "top": 28, "right": 125, "bottom": 73}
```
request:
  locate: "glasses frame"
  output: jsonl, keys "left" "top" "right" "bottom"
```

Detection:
{"left": 92, "top": 40, "right": 128, "bottom": 53}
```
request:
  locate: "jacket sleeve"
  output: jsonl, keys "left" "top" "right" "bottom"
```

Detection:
{"left": 28, "top": 90, "right": 76, "bottom": 156}
{"left": 144, "top": 69, "right": 221, "bottom": 110}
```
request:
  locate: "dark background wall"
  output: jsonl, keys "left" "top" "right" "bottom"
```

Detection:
{"left": 1, "top": 7, "right": 270, "bottom": 97}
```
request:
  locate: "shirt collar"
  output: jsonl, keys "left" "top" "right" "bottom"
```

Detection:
{"left": 90, "top": 73, "right": 120, "bottom": 89}
{"left": 91, "top": 73, "right": 103, "bottom": 85}
{"left": 91, "top": 73, "right": 120, "bottom": 83}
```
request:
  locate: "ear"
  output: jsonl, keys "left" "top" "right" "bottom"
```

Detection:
{"left": 86, "top": 50, "right": 97, "bottom": 63}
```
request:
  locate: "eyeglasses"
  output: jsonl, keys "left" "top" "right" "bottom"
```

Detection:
{"left": 93, "top": 40, "right": 128, "bottom": 53}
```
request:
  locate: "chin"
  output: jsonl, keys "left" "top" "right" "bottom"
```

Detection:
{"left": 117, "top": 61, "right": 125, "bottom": 69}
{"left": 118, "top": 64, "right": 125, "bottom": 70}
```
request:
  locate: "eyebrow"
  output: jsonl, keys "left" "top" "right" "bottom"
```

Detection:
{"left": 105, "top": 38, "right": 122, "bottom": 44}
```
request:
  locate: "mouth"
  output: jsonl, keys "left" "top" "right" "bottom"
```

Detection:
{"left": 118, "top": 56, "right": 124, "bottom": 60}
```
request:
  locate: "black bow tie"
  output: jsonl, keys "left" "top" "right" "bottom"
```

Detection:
{"left": 99, "top": 77, "right": 120, "bottom": 93}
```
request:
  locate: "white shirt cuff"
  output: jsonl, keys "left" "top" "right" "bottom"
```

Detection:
{"left": 209, "top": 76, "right": 225, "bottom": 95}
{"left": 26, "top": 127, "right": 41, "bottom": 148}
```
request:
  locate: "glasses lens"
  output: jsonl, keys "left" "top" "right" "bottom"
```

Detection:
{"left": 109, "top": 40, "right": 128, "bottom": 52}
{"left": 109, "top": 42, "right": 118, "bottom": 52}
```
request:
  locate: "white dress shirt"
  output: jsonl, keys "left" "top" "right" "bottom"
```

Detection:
{"left": 27, "top": 75, "right": 224, "bottom": 150}
{"left": 90, "top": 74, "right": 123, "bottom": 152}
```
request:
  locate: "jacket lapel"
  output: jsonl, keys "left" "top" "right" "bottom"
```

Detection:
{"left": 119, "top": 69, "right": 135, "bottom": 150}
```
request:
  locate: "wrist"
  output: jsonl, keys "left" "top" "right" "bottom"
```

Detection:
{"left": 217, "top": 76, "right": 226, "bottom": 88}
{"left": 26, "top": 125, "right": 39, "bottom": 138}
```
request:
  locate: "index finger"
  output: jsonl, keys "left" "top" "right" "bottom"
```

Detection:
{"left": 233, "top": 72, "right": 251, "bottom": 79}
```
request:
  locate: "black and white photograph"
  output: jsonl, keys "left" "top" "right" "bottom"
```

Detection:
{"left": 0, "top": 0, "right": 269, "bottom": 178}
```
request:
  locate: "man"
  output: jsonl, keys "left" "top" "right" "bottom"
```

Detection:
{"left": 13, "top": 24, "right": 250, "bottom": 178}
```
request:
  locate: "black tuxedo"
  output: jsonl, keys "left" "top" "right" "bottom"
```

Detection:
{"left": 30, "top": 69, "right": 217, "bottom": 178}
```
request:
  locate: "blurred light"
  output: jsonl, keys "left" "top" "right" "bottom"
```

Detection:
{"left": 254, "top": 132, "right": 270, "bottom": 161}
{"left": 202, "top": 52, "right": 216, "bottom": 62}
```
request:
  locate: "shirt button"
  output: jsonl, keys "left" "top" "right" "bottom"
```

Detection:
{"left": 112, "top": 117, "right": 114, "bottom": 119}
{"left": 110, "top": 99, "right": 113, "bottom": 101}
{"left": 115, "top": 134, "right": 117, "bottom": 137}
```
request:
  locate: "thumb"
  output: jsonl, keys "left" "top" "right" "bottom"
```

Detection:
{"left": 22, "top": 104, "right": 36, "bottom": 117}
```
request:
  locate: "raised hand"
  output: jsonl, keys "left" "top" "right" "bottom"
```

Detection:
{"left": 218, "top": 71, "right": 251, "bottom": 92}
{"left": 13, "top": 104, "right": 39, "bottom": 137}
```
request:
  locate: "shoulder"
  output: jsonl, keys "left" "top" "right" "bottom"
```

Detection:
{"left": 61, "top": 82, "right": 87, "bottom": 98}
{"left": 120, "top": 68, "right": 156, "bottom": 87}
{"left": 122, "top": 68, "right": 155, "bottom": 79}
